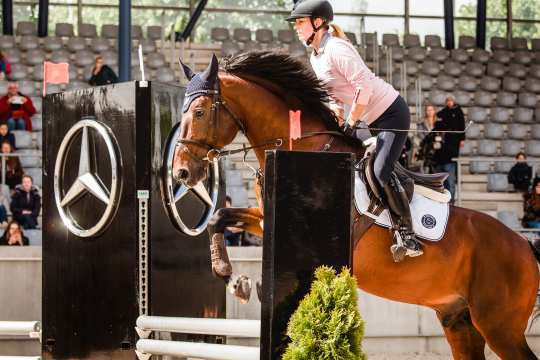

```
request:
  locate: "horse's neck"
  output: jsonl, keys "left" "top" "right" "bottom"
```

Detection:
{"left": 221, "top": 74, "right": 359, "bottom": 169}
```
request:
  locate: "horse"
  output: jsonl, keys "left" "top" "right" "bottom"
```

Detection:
{"left": 173, "top": 50, "right": 540, "bottom": 360}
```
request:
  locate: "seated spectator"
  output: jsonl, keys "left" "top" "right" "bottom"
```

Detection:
{"left": 0, "top": 122, "right": 16, "bottom": 149}
{"left": 0, "top": 141, "right": 22, "bottom": 189}
{"left": 0, "top": 51, "right": 11, "bottom": 80}
{"left": 508, "top": 152, "right": 532, "bottom": 192}
{"left": 523, "top": 177, "right": 540, "bottom": 228}
{"left": 0, "top": 220, "right": 29, "bottom": 246}
{"left": 10, "top": 174, "right": 40, "bottom": 229}
{"left": 0, "top": 82, "right": 36, "bottom": 131}
{"left": 88, "top": 56, "right": 119, "bottom": 86}
{"left": 0, "top": 186, "right": 9, "bottom": 226}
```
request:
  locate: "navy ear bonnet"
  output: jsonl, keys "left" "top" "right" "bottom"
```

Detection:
{"left": 181, "top": 54, "right": 220, "bottom": 113}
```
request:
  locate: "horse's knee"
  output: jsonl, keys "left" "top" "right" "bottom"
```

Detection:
{"left": 208, "top": 208, "right": 229, "bottom": 232}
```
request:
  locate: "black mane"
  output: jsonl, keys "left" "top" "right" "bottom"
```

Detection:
{"left": 221, "top": 50, "right": 341, "bottom": 132}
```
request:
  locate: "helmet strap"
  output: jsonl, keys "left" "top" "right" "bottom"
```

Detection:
{"left": 306, "top": 17, "right": 325, "bottom": 46}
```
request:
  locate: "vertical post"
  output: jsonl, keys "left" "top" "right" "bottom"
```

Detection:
{"left": 77, "top": 0, "right": 83, "bottom": 36}
{"left": 457, "top": 159, "right": 462, "bottom": 206}
{"left": 2, "top": 0, "right": 14, "bottom": 35}
{"left": 38, "top": 0, "right": 49, "bottom": 37}
{"left": 118, "top": 0, "right": 131, "bottom": 82}
{"left": 506, "top": 0, "right": 512, "bottom": 45}
{"left": 1, "top": 155, "right": 5, "bottom": 186}
{"left": 443, "top": 0, "right": 455, "bottom": 49}
{"left": 404, "top": 0, "right": 410, "bottom": 35}
{"left": 476, "top": 0, "right": 487, "bottom": 49}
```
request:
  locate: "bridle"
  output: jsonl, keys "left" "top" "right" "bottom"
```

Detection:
{"left": 176, "top": 77, "right": 351, "bottom": 165}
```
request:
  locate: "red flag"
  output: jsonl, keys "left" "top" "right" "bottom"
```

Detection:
{"left": 43, "top": 61, "right": 70, "bottom": 96}
{"left": 289, "top": 110, "right": 302, "bottom": 150}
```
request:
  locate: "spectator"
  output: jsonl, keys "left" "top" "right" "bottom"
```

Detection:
{"left": 0, "top": 51, "right": 11, "bottom": 80}
{"left": 523, "top": 177, "right": 540, "bottom": 229}
{"left": 0, "top": 82, "right": 36, "bottom": 131}
{"left": 430, "top": 95, "right": 466, "bottom": 201}
{"left": 10, "top": 174, "right": 40, "bottom": 229}
{"left": 0, "top": 220, "right": 29, "bottom": 246}
{"left": 224, "top": 195, "right": 244, "bottom": 246}
{"left": 0, "top": 141, "right": 22, "bottom": 189}
{"left": 508, "top": 152, "right": 532, "bottom": 193}
{"left": 0, "top": 123, "right": 16, "bottom": 150}
{"left": 417, "top": 104, "right": 437, "bottom": 143}
{"left": 88, "top": 56, "right": 119, "bottom": 86}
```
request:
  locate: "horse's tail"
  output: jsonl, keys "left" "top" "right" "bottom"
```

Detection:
{"left": 528, "top": 238, "right": 540, "bottom": 326}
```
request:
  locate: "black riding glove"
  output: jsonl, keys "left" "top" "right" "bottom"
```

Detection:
{"left": 342, "top": 123, "right": 356, "bottom": 137}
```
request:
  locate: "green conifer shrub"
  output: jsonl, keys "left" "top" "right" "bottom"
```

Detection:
{"left": 282, "top": 266, "right": 366, "bottom": 360}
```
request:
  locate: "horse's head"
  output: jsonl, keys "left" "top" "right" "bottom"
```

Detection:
{"left": 174, "top": 55, "right": 242, "bottom": 187}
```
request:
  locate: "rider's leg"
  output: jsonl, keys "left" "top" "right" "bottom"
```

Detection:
{"left": 369, "top": 96, "right": 423, "bottom": 257}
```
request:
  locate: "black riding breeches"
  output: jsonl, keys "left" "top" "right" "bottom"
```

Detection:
{"left": 368, "top": 95, "right": 411, "bottom": 188}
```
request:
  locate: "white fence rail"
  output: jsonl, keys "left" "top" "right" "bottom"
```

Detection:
{"left": 0, "top": 321, "right": 40, "bottom": 338}
{"left": 136, "top": 339, "right": 259, "bottom": 360}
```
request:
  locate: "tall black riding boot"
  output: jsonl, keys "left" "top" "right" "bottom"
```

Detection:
{"left": 383, "top": 175, "right": 423, "bottom": 262}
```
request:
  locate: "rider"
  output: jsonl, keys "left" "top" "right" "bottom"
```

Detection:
{"left": 286, "top": 0, "right": 423, "bottom": 259}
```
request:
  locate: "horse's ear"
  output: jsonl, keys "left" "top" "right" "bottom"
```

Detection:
{"left": 200, "top": 54, "right": 219, "bottom": 83}
{"left": 179, "top": 59, "right": 195, "bottom": 80}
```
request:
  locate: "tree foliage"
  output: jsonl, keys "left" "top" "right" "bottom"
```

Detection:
{"left": 283, "top": 266, "right": 366, "bottom": 360}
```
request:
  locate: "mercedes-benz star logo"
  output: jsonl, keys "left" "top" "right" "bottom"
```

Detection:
{"left": 162, "top": 122, "right": 219, "bottom": 236}
{"left": 54, "top": 118, "right": 122, "bottom": 237}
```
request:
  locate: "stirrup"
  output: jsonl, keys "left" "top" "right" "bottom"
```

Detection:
{"left": 402, "top": 235, "right": 424, "bottom": 258}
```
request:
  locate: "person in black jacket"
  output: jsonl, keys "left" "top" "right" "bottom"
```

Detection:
{"left": 508, "top": 152, "right": 532, "bottom": 193}
{"left": 10, "top": 174, "right": 41, "bottom": 229}
{"left": 431, "top": 95, "right": 466, "bottom": 201}
{"left": 0, "top": 220, "right": 29, "bottom": 246}
{"left": 88, "top": 56, "right": 119, "bottom": 86}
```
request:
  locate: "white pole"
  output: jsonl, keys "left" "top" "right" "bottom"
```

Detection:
{"left": 0, "top": 357, "right": 41, "bottom": 360}
{"left": 136, "top": 339, "right": 260, "bottom": 360}
{"left": 136, "top": 316, "right": 260, "bottom": 338}
{"left": 0, "top": 321, "right": 40, "bottom": 337}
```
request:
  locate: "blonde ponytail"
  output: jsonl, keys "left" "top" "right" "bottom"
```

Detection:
{"left": 329, "top": 23, "right": 348, "bottom": 41}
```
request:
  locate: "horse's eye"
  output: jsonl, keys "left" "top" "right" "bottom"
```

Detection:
{"left": 194, "top": 109, "right": 205, "bottom": 118}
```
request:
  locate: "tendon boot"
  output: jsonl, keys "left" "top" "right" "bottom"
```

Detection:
{"left": 210, "top": 233, "right": 233, "bottom": 279}
{"left": 383, "top": 175, "right": 424, "bottom": 262}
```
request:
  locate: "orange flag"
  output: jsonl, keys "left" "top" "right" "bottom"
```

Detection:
{"left": 289, "top": 110, "right": 302, "bottom": 151}
{"left": 43, "top": 61, "right": 69, "bottom": 96}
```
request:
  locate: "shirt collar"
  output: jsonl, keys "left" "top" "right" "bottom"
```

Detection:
{"left": 313, "top": 32, "right": 331, "bottom": 56}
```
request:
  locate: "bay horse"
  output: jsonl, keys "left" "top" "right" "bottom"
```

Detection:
{"left": 173, "top": 51, "right": 540, "bottom": 359}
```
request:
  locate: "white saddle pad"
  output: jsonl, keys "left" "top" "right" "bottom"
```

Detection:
{"left": 354, "top": 172, "right": 450, "bottom": 241}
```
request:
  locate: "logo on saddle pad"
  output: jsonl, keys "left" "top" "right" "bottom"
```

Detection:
{"left": 421, "top": 214, "right": 437, "bottom": 229}
{"left": 54, "top": 118, "right": 122, "bottom": 237}
{"left": 162, "top": 122, "right": 220, "bottom": 236}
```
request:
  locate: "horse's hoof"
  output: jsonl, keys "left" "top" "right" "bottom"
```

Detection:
{"left": 390, "top": 244, "right": 407, "bottom": 263}
{"left": 256, "top": 280, "right": 262, "bottom": 302}
{"left": 227, "top": 275, "right": 252, "bottom": 304}
{"left": 210, "top": 233, "right": 233, "bottom": 278}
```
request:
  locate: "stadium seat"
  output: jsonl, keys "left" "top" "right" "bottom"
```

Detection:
{"left": 407, "top": 47, "right": 426, "bottom": 62}
{"left": 491, "top": 36, "right": 508, "bottom": 50}
{"left": 487, "top": 174, "right": 509, "bottom": 192}
{"left": 484, "top": 123, "right": 505, "bottom": 139}
{"left": 451, "top": 48, "right": 470, "bottom": 63}
{"left": 530, "top": 65, "right": 540, "bottom": 79}
{"left": 465, "top": 123, "right": 482, "bottom": 139}
{"left": 102, "top": 24, "right": 118, "bottom": 38}
{"left": 458, "top": 35, "right": 476, "bottom": 50}
{"left": 508, "top": 64, "right": 527, "bottom": 79}
{"left": 0, "top": 82, "right": 7, "bottom": 94}
{"left": 31, "top": 97, "right": 42, "bottom": 113}
{"left": 511, "top": 37, "right": 528, "bottom": 50}
{"left": 436, "top": 75, "right": 455, "bottom": 91}
{"left": 532, "top": 38, "right": 540, "bottom": 51}
{"left": 8, "top": 64, "right": 28, "bottom": 81}
{"left": 500, "top": 140, "right": 524, "bottom": 156}
{"left": 477, "top": 140, "right": 498, "bottom": 156}
{"left": 147, "top": 26, "right": 163, "bottom": 40}
{"left": 221, "top": 40, "right": 240, "bottom": 57}
{"left": 43, "top": 37, "right": 63, "bottom": 52}
{"left": 233, "top": 28, "right": 251, "bottom": 42}
{"left": 487, "top": 63, "right": 506, "bottom": 78}
{"left": 55, "top": 23, "right": 74, "bottom": 37}
{"left": 491, "top": 107, "right": 511, "bottom": 123}
{"left": 403, "top": 34, "right": 420, "bottom": 48}
{"left": 25, "top": 230, "right": 42, "bottom": 246}
{"left": 421, "top": 60, "right": 440, "bottom": 76}
{"left": 425, "top": 35, "right": 442, "bottom": 48}
{"left": 132, "top": 25, "right": 144, "bottom": 40}
{"left": 255, "top": 29, "right": 274, "bottom": 44}
{"left": 443, "top": 60, "right": 462, "bottom": 76}
{"left": 470, "top": 161, "right": 491, "bottom": 174}
{"left": 25, "top": 168, "right": 42, "bottom": 188}
{"left": 468, "top": 107, "right": 488, "bottom": 123}
{"left": 79, "top": 23, "right": 98, "bottom": 38}
{"left": 139, "top": 39, "right": 156, "bottom": 53}
{"left": 527, "top": 141, "right": 540, "bottom": 157}
{"left": 67, "top": 37, "right": 87, "bottom": 52}
{"left": 382, "top": 33, "right": 400, "bottom": 47}
{"left": 465, "top": 62, "right": 485, "bottom": 78}
{"left": 458, "top": 76, "right": 477, "bottom": 92}
{"left": 277, "top": 30, "right": 294, "bottom": 44}
{"left": 460, "top": 140, "right": 476, "bottom": 156}
{"left": 75, "top": 50, "right": 95, "bottom": 67}
{"left": 531, "top": 124, "right": 540, "bottom": 140}
{"left": 514, "top": 107, "right": 534, "bottom": 123}
{"left": 24, "top": 49, "right": 45, "bottom": 66}
{"left": 429, "top": 90, "right": 447, "bottom": 106}
{"left": 514, "top": 50, "right": 533, "bottom": 65}
{"left": 492, "top": 50, "right": 512, "bottom": 64}
{"left": 18, "top": 35, "right": 39, "bottom": 51}
{"left": 0, "top": 36, "right": 15, "bottom": 51}
{"left": 474, "top": 91, "right": 493, "bottom": 107}
{"left": 12, "top": 131, "right": 33, "bottom": 149}
{"left": 16, "top": 21, "right": 36, "bottom": 36}
{"left": 471, "top": 49, "right": 490, "bottom": 63}
{"left": 454, "top": 90, "right": 471, "bottom": 106}
{"left": 518, "top": 93, "right": 538, "bottom": 108}
{"left": 502, "top": 77, "right": 521, "bottom": 93}
{"left": 101, "top": 50, "right": 118, "bottom": 66}
{"left": 497, "top": 211, "right": 520, "bottom": 229}
{"left": 494, "top": 161, "right": 514, "bottom": 174}
{"left": 243, "top": 40, "right": 262, "bottom": 52}
{"left": 524, "top": 78, "right": 540, "bottom": 93}
{"left": 50, "top": 49, "right": 71, "bottom": 63}
{"left": 18, "top": 81, "right": 35, "bottom": 96}
{"left": 90, "top": 38, "right": 110, "bottom": 53}
{"left": 496, "top": 92, "right": 517, "bottom": 107}
{"left": 427, "top": 48, "right": 449, "bottom": 62}
{"left": 19, "top": 149, "right": 41, "bottom": 167}
{"left": 507, "top": 123, "right": 530, "bottom": 139}
{"left": 479, "top": 76, "right": 500, "bottom": 92}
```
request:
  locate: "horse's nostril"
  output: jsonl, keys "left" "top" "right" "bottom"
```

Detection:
{"left": 177, "top": 168, "right": 190, "bottom": 181}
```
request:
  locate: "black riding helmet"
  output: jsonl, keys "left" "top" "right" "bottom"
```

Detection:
{"left": 286, "top": 0, "right": 334, "bottom": 46}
